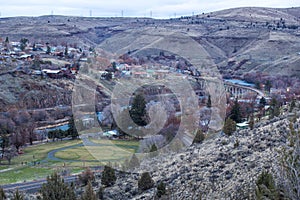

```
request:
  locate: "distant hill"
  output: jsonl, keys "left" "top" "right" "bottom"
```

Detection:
{"left": 206, "top": 7, "right": 300, "bottom": 24}
{"left": 0, "top": 6, "right": 299, "bottom": 78}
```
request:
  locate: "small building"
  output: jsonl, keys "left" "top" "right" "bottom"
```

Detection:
{"left": 42, "top": 69, "right": 63, "bottom": 78}
{"left": 236, "top": 121, "right": 249, "bottom": 129}
{"left": 82, "top": 117, "right": 94, "bottom": 127}
{"left": 102, "top": 130, "right": 119, "bottom": 138}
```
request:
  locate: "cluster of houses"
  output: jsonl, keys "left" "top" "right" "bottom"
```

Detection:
{"left": 0, "top": 37, "right": 92, "bottom": 79}
{"left": 102, "top": 62, "right": 200, "bottom": 82}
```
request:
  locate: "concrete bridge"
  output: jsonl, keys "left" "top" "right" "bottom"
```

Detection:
{"left": 195, "top": 77, "right": 264, "bottom": 98}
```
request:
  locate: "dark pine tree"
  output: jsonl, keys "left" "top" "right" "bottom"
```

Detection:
{"left": 156, "top": 181, "right": 166, "bottom": 198}
{"left": 269, "top": 97, "right": 280, "bottom": 119}
{"left": 229, "top": 99, "right": 242, "bottom": 123}
{"left": 193, "top": 129, "right": 205, "bottom": 144}
{"left": 0, "top": 187, "right": 6, "bottom": 200}
{"left": 129, "top": 93, "right": 148, "bottom": 126}
{"left": 223, "top": 118, "right": 236, "bottom": 136}
{"left": 101, "top": 165, "right": 116, "bottom": 187}
{"left": 149, "top": 144, "right": 158, "bottom": 157}
{"left": 207, "top": 95, "right": 212, "bottom": 108}
{"left": 12, "top": 189, "right": 24, "bottom": 200}
{"left": 259, "top": 97, "right": 267, "bottom": 109}
{"left": 81, "top": 181, "right": 96, "bottom": 200}
{"left": 40, "top": 172, "right": 77, "bottom": 200}
{"left": 68, "top": 115, "right": 79, "bottom": 139}
{"left": 138, "top": 172, "right": 154, "bottom": 191}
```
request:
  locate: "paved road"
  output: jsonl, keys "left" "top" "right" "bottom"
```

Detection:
{"left": 1, "top": 166, "right": 104, "bottom": 193}
{"left": 1, "top": 175, "right": 77, "bottom": 193}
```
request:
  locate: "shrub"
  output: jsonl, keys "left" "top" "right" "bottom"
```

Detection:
{"left": 156, "top": 181, "right": 166, "bottom": 198}
{"left": 149, "top": 144, "right": 158, "bottom": 157}
{"left": 0, "top": 187, "right": 6, "bottom": 200}
{"left": 255, "top": 171, "right": 279, "bottom": 200}
{"left": 81, "top": 181, "right": 96, "bottom": 200}
{"left": 101, "top": 166, "right": 116, "bottom": 187}
{"left": 97, "top": 186, "right": 104, "bottom": 200}
{"left": 249, "top": 115, "right": 255, "bottom": 130}
{"left": 40, "top": 173, "right": 76, "bottom": 200}
{"left": 234, "top": 139, "right": 239, "bottom": 148}
{"left": 223, "top": 118, "right": 236, "bottom": 136}
{"left": 79, "top": 167, "right": 95, "bottom": 186}
{"left": 12, "top": 189, "right": 23, "bottom": 200}
{"left": 193, "top": 129, "right": 205, "bottom": 144}
{"left": 138, "top": 172, "right": 154, "bottom": 191}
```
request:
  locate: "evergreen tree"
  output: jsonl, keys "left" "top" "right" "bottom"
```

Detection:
{"left": 229, "top": 99, "right": 242, "bottom": 123}
{"left": 270, "top": 97, "right": 280, "bottom": 119}
{"left": 81, "top": 181, "right": 96, "bottom": 200}
{"left": 255, "top": 82, "right": 261, "bottom": 90}
{"left": 68, "top": 115, "right": 79, "bottom": 139}
{"left": 64, "top": 46, "right": 68, "bottom": 57}
{"left": 265, "top": 80, "right": 272, "bottom": 93}
{"left": 97, "top": 186, "right": 104, "bottom": 200}
{"left": 32, "top": 43, "right": 37, "bottom": 51}
{"left": 20, "top": 38, "right": 28, "bottom": 51}
{"left": 12, "top": 189, "right": 23, "bottom": 200}
{"left": 255, "top": 171, "right": 279, "bottom": 200}
{"left": 101, "top": 165, "right": 116, "bottom": 187}
{"left": 129, "top": 93, "right": 148, "bottom": 126}
{"left": 207, "top": 95, "right": 212, "bottom": 108}
{"left": 138, "top": 172, "right": 154, "bottom": 191}
{"left": 289, "top": 99, "right": 296, "bottom": 112}
{"left": 112, "top": 62, "right": 117, "bottom": 72}
{"left": 150, "top": 144, "right": 158, "bottom": 152}
{"left": 40, "top": 172, "right": 77, "bottom": 200}
{"left": 249, "top": 115, "right": 255, "bottom": 130}
{"left": 156, "top": 181, "right": 166, "bottom": 198}
{"left": 0, "top": 125, "right": 10, "bottom": 159}
{"left": 259, "top": 97, "right": 267, "bottom": 109}
{"left": 193, "top": 129, "right": 205, "bottom": 144}
{"left": 5, "top": 37, "right": 9, "bottom": 43}
{"left": 0, "top": 187, "right": 6, "bottom": 200}
{"left": 46, "top": 45, "right": 51, "bottom": 54}
{"left": 149, "top": 144, "right": 158, "bottom": 157}
{"left": 223, "top": 118, "right": 236, "bottom": 136}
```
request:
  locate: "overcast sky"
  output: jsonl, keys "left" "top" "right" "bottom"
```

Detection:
{"left": 1, "top": 0, "right": 299, "bottom": 18}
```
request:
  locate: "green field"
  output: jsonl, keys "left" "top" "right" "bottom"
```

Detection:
{"left": 55, "top": 147, "right": 96, "bottom": 161}
{"left": 0, "top": 167, "right": 54, "bottom": 184}
{"left": 0, "top": 138, "right": 139, "bottom": 184}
